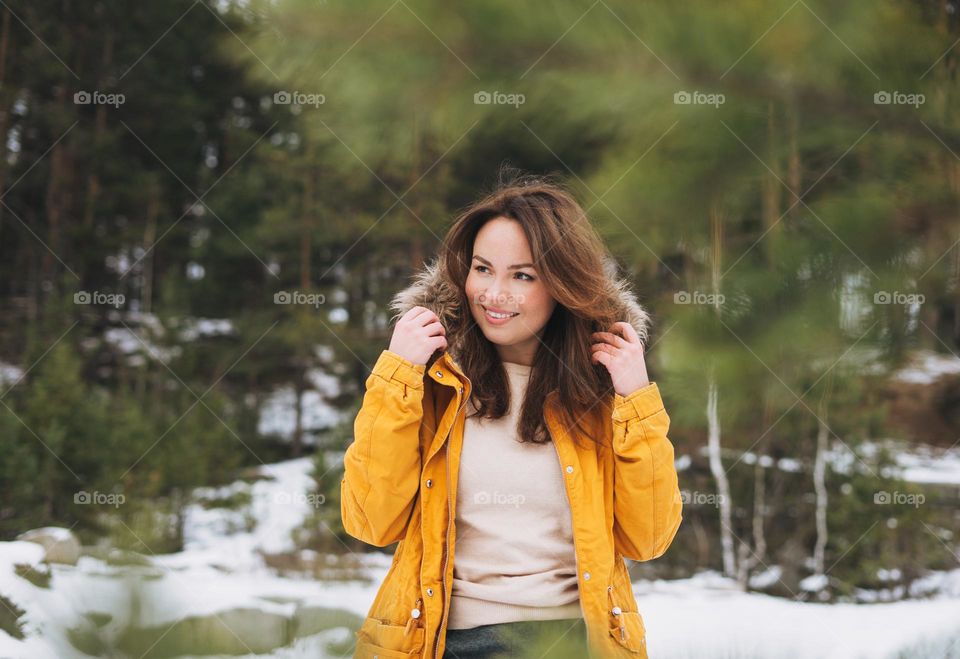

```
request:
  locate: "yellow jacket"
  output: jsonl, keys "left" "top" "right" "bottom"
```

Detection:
{"left": 341, "top": 260, "right": 683, "bottom": 658}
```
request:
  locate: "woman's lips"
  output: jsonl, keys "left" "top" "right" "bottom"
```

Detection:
{"left": 481, "top": 305, "right": 519, "bottom": 325}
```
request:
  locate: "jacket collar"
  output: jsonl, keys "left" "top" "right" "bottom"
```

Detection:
{"left": 389, "top": 255, "right": 653, "bottom": 381}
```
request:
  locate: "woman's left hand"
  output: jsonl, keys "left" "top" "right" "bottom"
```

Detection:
{"left": 591, "top": 322, "right": 650, "bottom": 396}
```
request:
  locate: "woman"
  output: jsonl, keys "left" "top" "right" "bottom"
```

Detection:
{"left": 341, "top": 175, "right": 683, "bottom": 659}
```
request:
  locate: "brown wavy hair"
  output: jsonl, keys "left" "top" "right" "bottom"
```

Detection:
{"left": 441, "top": 171, "right": 626, "bottom": 446}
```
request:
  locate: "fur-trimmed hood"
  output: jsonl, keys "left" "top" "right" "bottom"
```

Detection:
{"left": 388, "top": 256, "right": 652, "bottom": 367}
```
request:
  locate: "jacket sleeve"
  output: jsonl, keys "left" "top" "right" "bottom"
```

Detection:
{"left": 609, "top": 382, "right": 683, "bottom": 561}
{"left": 341, "top": 349, "right": 426, "bottom": 547}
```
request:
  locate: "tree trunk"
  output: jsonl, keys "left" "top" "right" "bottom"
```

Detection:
{"left": 811, "top": 370, "right": 834, "bottom": 585}
{"left": 786, "top": 100, "right": 801, "bottom": 218}
{"left": 761, "top": 100, "right": 783, "bottom": 256}
{"left": 0, "top": 7, "right": 11, "bottom": 239}
{"left": 707, "top": 201, "right": 736, "bottom": 579}
{"left": 292, "top": 376, "right": 304, "bottom": 457}
{"left": 83, "top": 29, "right": 114, "bottom": 229}
{"left": 300, "top": 146, "right": 314, "bottom": 291}
{"left": 707, "top": 374, "right": 735, "bottom": 578}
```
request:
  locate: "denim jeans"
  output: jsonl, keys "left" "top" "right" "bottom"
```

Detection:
{"left": 442, "top": 617, "right": 589, "bottom": 659}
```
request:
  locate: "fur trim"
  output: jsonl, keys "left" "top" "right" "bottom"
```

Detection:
{"left": 389, "top": 256, "right": 652, "bottom": 365}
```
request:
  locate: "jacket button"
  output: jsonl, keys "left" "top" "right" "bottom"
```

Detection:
{"left": 426, "top": 587, "right": 434, "bottom": 596}
{"left": 612, "top": 606, "right": 622, "bottom": 615}
{"left": 583, "top": 571, "right": 591, "bottom": 580}
{"left": 565, "top": 465, "right": 574, "bottom": 474}
{"left": 426, "top": 479, "right": 433, "bottom": 488}
{"left": 436, "top": 370, "right": 443, "bottom": 377}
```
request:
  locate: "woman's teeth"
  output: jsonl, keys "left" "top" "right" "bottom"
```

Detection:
{"left": 484, "top": 307, "right": 518, "bottom": 319}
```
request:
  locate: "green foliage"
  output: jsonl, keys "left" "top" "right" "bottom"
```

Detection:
{"left": 1, "top": 0, "right": 958, "bottom": 606}
{"left": 0, "top": 593, "right": 26, "bottom": 640}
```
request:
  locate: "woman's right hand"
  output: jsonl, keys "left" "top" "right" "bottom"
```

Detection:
{"left": 388, "top": 306, "right": 448, "bottom": 366}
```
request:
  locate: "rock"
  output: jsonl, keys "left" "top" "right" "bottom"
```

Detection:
{"left": 16, "top": 527, "right": 82, "bottom": 566}
{"left": 118, "top": 608, "right": 293, "bottom": 657}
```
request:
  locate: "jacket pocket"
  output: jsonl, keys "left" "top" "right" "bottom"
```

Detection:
{"left": 355, "top": 618, "right": 425, "bottom": 658}
{"left": 607, "top": 610, "right": 648, "bottom": 656}
{"left": 607, "top": 581, "right": 648, "bottom": 657}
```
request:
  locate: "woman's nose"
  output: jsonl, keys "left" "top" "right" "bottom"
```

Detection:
{"left": 483, "top": 285, "right": 511, "bottom": 307}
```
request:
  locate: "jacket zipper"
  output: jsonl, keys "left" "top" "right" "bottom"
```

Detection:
{"left": 432, "top": 382, "right": 470, "bottom": 659}
{"left": 405, "top": 597, "right": 424, "bottom": 635}
{"left": 550, "top": 426, "right": 593, "bottom": 656}
{"left": 608, "top": 586, "right": 625, "bottom": 641}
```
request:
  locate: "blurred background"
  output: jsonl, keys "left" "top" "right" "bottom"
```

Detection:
{"left": 1, "top": 0, "right": 959, "bottom": 657}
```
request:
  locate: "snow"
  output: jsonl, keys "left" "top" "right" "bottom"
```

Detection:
{"left": 0, "top": 457, "right": 387, "bottom": 658}
{"left": 890, "top": 443, "right": 960, "bottom": 486}
{"left": 799, "top": 573, "right": 829, "bottom": 592}
{"left": 17, "top": 527, "right": 75, "bottom": 543}
{"left": 175, "top": 317, "right": 236, "bottom": 341}
{"left": 697, "top": 439, "right": 960, "bottom": 486}
{"left": 0, "top": 360, "right": 24, "bottom": 387}
{"left": 2, "top": 456, "right": 959, "bottom": 658}
{"left": 831, "top": 439, "right": 960, "bottom": 486}
{"left": 748, "top": 565, "right": 782, "bottom": 590}
{"left": 638, "top": 571, "right": 960, "bottom": 659}
{"left": 894, "top": 349, "right": 960, "bottom": 384}
{"left": 179, "top": 457, "right": 321, "bottom": 560}
{"left": 257, "top": 369, "right": 342, "bottom": 442}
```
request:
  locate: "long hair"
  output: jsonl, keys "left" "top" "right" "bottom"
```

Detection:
{"left": 440, "top": 170, "right": 625, "bottom": 446}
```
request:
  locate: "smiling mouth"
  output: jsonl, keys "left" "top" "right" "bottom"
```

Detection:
{"left": 481, "top": 305, "right": 519, "bottom": 319}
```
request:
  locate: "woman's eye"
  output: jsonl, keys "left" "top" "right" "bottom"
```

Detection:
{"left": 473, "top": 265, "right": 533, "bottom": 281}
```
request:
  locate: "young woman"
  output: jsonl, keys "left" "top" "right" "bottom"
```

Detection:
{"left": 341, "top": 175, "right": 683, "bottom": 659}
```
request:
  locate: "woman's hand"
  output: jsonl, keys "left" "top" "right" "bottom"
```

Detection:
{"left": 590, "top": 321, "right": 650, "bottom": 396}
{"left": 388, "top": 306, "right": 448, "bottom": 366}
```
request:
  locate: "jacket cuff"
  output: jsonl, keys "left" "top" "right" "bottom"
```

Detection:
{"left": 612, "top": 382, "right": 663, "bottom": 422}
{"left": 373, "top": 350, "right": 426, "bottom": 390}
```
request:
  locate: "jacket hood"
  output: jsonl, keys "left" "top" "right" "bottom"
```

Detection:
{"left": 388, "top": 256, "right": 652, "bottom": 367}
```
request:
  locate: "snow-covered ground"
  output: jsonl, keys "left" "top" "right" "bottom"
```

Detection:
{"left": 893, "top": 349, "right": 960, "bottom": 385}
{"left": 693, "top": 438, "right": 960, "bottom": 486}
{"left": 2, "top": 457, "right": 959, "bottom": 658}
{"left": 639, "top": 572, "right": 960, "bottom": 658}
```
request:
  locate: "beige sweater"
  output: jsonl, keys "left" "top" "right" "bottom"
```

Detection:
{"left": 447, "top": 360, "right": 582, "bottom": 630}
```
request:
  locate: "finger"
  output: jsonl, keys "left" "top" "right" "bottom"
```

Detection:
{"left": 411, "top": 309, "right": 439, "bottom": 326}
{"left": 404, "top": 307, "right": 429, "bottom": 324}
{"left": 592, "top": 349, "right": 612, "bottom": 368}
{"left": 592, "top": 331, "right": 627, "bottom": 348}
{"left": 423, "top": 321, "right": 445, "bottom": 336}
{"left": 614, "top": 321, "right": 640, "bottom": 344}
{"left": 591, "top": 342, "right": 617, "bottom": 356}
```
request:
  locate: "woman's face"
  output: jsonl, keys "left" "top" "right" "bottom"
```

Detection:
{"left": 464, "top": 217, "right": 557, "bottom": 365}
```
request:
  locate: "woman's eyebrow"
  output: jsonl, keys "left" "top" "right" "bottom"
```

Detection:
{"left": 472, "top": 255, "right": 535, "bottom": 270}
